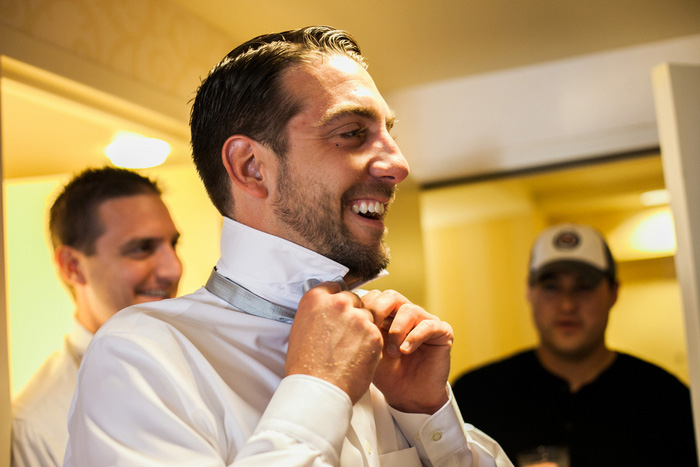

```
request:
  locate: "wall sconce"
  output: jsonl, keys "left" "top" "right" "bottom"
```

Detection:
{"left": 609, "top": 207, "right": 676, "bottom": 261}
{"left": 629, "top": 210, "right": 676, "bottom": 254}
{"left": 105, "top": 132, "right": 171, "bottom": 169}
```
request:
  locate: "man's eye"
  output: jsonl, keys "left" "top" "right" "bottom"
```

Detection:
{"left": 339, "top": 128, "right": 367, "bottom": 139}
{"left": 126, "top": 242, "right": 156, "bottom": 258}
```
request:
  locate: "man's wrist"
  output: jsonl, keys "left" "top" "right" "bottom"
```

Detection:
{"left": 386, "top": 385, "right": 450, "bottom": 414}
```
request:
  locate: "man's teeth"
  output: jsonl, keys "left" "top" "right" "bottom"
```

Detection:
{"left": 139, "top": 290, "right": 169, "bottom": 298}
{"left": 352, "top": 201, "right": 385, "bottom": 216}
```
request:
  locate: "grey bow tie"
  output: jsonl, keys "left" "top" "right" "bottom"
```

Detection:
{"left": 205, "top": 268, "right": 347, "bottom": 324}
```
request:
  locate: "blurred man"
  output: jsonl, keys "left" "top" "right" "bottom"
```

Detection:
{"left": 11, "top": 166, "right": 182, "bottom": 467}
{"left": 453, "top": 223, "right": 697, "bottom": 467}
{"left": 65, "top": 26, "right": 510, "bottom": 466}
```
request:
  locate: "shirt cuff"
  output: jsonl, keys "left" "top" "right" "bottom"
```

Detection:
{"left": 388, "top": 385, "right": 468, "bottom": 464}
{"left": 253, "top": 374, "right": 353, "bottom": 464}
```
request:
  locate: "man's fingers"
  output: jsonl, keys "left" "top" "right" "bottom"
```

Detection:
{"left": 300, "top": 281, "right": 367, "bottom": 319}
{"left": 362, "top": 289, "right": 409, "bottom": 326}
{"left": 396, "top": 319, "right": 454, "bottom": 354}
{"left": 361, "top": 290, "right": 449, "bottom": 352}
{"left": 289, "top": 282, "right": 383, "bottom": 403}
{"left": 380, "top": 303, "right": 453, "bottom": 356}
{"left": 345, "top": 290, "right": 364, "bottom": 309}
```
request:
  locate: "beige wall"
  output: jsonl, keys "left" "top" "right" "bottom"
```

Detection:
{"left": 424, "top": 214, "right": 543, "bottom": 382}
{"left": 421, "top": 180, "right": 544, "bottom": 382}
{"left": 5, "top": 176, "right": 73, "bottom": 397}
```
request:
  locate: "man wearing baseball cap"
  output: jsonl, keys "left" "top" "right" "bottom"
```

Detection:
{"left": 453, "top": 223, "right": 697, "bottom": 466}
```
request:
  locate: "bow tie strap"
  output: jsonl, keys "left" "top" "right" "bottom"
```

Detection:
{"left": 205, "top": 268, "right": 349, "bottom": 324}
{"left": 205, "top": 268, "right": 297, "bottom": 323}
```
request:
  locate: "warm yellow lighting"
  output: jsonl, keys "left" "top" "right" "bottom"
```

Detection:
{"left": 608, "top": 207, "right": 676, "bottom": 261}
{"left": 105, "top": 132, "right": 171, "bottom": 168}
{"left": 630, "top": 210, "right": 676, "bottom": 254}
{"left": 640, "top": 189, "right": 670, "bottom": 207}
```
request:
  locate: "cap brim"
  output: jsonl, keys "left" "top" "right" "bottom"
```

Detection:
{"left": 529, "top": 260, "right": 607, "bottom": 285}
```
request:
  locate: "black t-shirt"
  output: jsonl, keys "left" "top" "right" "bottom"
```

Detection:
{"left": 452, "top": 350, "right": 697, "bottom": 467}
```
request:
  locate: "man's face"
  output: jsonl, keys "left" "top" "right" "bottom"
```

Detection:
{"left": 76, "top": 194, "right": 182, "bottom": 331}
{"left": 270, "top": 54, "right": 409, "bottom": 283}
{"left": 528, "top": 269, "right": 618, "bottom": 360}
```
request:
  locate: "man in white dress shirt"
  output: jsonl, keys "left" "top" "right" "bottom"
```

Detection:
{"left": 65, "top": 26, "right": 512, "bottom": 466}
{"left": 11, "top": 167, "right": 182, "bottom": 466}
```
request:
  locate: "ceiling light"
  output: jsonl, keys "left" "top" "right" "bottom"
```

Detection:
{"left": 640, "top": 189, "right": 670, "bottom": 207}
{"left": 105, "top": 132, "right": 171, "bottom": 169}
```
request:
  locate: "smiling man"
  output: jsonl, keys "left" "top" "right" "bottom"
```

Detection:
{"left": 11, "top": 166, "right": 182, "bottom": 467}
{"left": 453, "top": 223, "right": 697, "bottom": 467}
{"left": 65, "top": 26, "right": 510, "bottom": 466}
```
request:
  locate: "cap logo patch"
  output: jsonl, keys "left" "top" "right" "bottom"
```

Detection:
{"left": 553, "top": 231, "right": 580, "bottom": 250}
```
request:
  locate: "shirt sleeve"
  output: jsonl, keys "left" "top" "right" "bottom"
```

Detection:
{"left": 234, "top": 375, "right": 353, "bottom": 466}
{"left": 65, "top": 333, "right": 354, "bottom": 467}
{"left": 389, "top": 385, "right": 514, "bottom": 467}
{"left": 12, "top": 419, "right": 60, "bottom": 467}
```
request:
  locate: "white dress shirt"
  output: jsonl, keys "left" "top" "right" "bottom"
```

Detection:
{"left": 65, "top": 218, "right": 512, "bottom": 466}
{"left": 12, "top": 319, "right": 92, "bottom": 467}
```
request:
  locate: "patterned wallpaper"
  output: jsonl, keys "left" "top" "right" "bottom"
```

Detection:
{"left": 0, "top": 0, "right": 232, "bottom": 102}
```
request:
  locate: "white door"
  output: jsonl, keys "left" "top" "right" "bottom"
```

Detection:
{"left": 653, "top": 62, "right": 700, "bottom": 453}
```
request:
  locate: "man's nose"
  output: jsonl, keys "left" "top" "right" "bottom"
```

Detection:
{"left": 557, "top": 292, "right": 577, "bottom": 313}
{"left": 157, "top": 245, "right": 183, "bottom": 286}
{"left": 369, "top": 131, "right": 409, "bottom": 184}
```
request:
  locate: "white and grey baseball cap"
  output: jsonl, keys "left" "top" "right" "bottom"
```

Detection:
{"left": 528, "top": 223, "right": 616, "bottom": 285}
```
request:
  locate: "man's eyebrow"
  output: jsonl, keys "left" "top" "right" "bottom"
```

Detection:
{"left": 318, "top": 105, "right": 397, "bottom": 129}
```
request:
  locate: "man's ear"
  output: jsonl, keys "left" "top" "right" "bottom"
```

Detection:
{"left": 222, "top": 135, "right": 268, "bottom": 199}
{"left": 55, "top": 245, "right": 87, "bottom": 286}
{"left": 609, "top": 280, "right": 620, "bottom": 307}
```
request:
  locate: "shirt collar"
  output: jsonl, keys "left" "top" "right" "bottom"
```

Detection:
{"left": 215, "top": 218, "right": 386, "bottom": 309}
{"left": 67, "top": 317, "right": 94, "bottom": 360}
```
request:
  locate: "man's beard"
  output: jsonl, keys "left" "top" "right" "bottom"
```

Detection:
{"left": 273, "top": 163, "right": 391, "bottom": 283}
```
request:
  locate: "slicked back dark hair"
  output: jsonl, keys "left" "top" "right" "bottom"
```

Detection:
{"left": 190, "top": 25, "right": 366, "bottom": 217}
{"left": 49, "top": 166, "right": 162, "bottom": 255}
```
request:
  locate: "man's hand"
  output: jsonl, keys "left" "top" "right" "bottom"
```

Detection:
{"left": 362, "top": 290, "right": 453, "bottom": 414}
{"left": 286, "top": 281, "right": 383, "bottom": 404}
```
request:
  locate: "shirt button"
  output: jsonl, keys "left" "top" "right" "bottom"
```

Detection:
{"left": 364, "top": 440, "right": 372, "bottom": 455}
{"left": 431, "top": 431, "right": 443, "bottom": 442}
